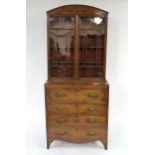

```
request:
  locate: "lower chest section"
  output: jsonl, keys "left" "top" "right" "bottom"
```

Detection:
{"left": 45, "top": 83, "right": 109, "bottom": 142}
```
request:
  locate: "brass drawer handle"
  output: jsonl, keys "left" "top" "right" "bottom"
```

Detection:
{"left": 88, "top": 107, "right": 96, "bottom": 112}
{"left": 58, "top": 131, "right": 65, "bottom": 135}
{"left": 88, "top": 118, "right": 96, "bottom": 123}
{"left": 56, "top": 91, "right": 65, "bottom": 97}
{"left": 57, "top": 106, "right": 65, "bottom": 111}
{"left": 88, "top": 131, "right": 96, "bottom": 136}
{"left": 87, "top": 92, "right": 97, "bottom": 98}
{"left": 57, "top": 118, "right": 64, "bottom": 123}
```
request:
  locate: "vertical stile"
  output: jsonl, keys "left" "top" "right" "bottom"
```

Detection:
{"left": 74, "top": 15, "right": 79, "bottom": 79}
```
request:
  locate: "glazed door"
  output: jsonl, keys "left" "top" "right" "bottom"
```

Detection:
{"left": 48, "top": 15, "right": 107, "bottom": 79}
{"left": 79, "top": 16, "right": 106, "bottom": 77}
{"left": 48, "top": 16, "right": 75, "bottom": 77}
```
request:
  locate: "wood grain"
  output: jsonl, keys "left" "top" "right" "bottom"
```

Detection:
{"left": 45, "top": 4, "right": 109, "bottom": 150}
{"left": 47, "top": 102, "right": 107, "bottom": 115}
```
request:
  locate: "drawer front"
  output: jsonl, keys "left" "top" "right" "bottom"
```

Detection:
{"left": 48, "top": 125, "right": 106, "bottom": 140}
{"left": 46, "top": 86, "right": 106, "bottom": 101}
{"left": 47, "top": 115, "right": 106, "bottom": 124}
{"left": 47, "top": 102, "right": 107, "bottom": 115}
{"left": 47, "top": 103, "right": 77, "bottom": 113}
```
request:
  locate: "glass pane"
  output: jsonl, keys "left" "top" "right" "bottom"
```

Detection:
{"left": 79, "top": 29, "right": 104, "bottom": 77}
{"left": 49, "top": 29, "right": 74, "bottom": 77}
{"left": 80, "top": 17, "right": 105, "bottom": 29}
{"left": 49, "top": 16, "right": 74, "bottom": 29}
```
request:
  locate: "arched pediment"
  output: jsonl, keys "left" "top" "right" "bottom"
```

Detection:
{"left": 47, "top": 5, "right": 108, "bottom": 17}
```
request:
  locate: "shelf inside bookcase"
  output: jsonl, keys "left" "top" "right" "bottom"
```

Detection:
{"left": 50, "top": 62, "right": 74, "bottom": 66}
{"left": 50, "top": 66, "right": 74, "bottom": 77}
{"left": 80, "top": 66, "right": 103, "bottom": 77}
{"left": 79, "top": 27, "right": 104, "bottom": 77}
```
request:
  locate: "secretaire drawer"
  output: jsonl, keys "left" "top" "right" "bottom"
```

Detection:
{"left": 46, "top": 85, "right": 107, "bottom": 101}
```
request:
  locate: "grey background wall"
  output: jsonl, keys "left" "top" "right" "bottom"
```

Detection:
{"left": 27, "top": 0, "right": 127, "bottom": 154}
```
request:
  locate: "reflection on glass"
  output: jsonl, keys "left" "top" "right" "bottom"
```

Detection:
{"left": 80, "top": 17, "right": 105, "bottom": 29}
{"left": 49, "top": 16, "right": 75, "bottom": 77}
{"left": 94, "top": 17, "right": 103, "bottom": 25}
{"left": 50, "top": 29, "right": 74, "bottom": 77}
{"left": 49, "top": 16, "right": 74, "bottom": 29}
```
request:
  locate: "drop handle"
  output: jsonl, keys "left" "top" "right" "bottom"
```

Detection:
{"left": 87, "top": 92, "right": 97, "bottom": 98}
{"left": 88, "top": 107, "right": 96, "bottom": 112}
{"left": 88, "top": 131, "right": 96, "bottom": 136}
{"left": 56, "top": 91, "right": 65, "bottom": 97}
{"left": 88, "top": 118, "right": 96, "bottom": 123}
{"left": 57, "top": 106, "right": 65, "bottom": 111}
{"left": 58, "top": 131, "right": 65, "bottom": 135}
{"left": 57, "top": 118, "right": 65, "bottom": 123}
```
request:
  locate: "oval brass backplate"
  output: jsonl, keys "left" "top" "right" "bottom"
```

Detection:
{"left": 58, "top": 131, "right": 65, "bottom": 135}
{"left": 87, "top": 92, "right": 97, "bottom": 98}
{"left": 57, "top": 106, "right": 65, "bottom": 111}
{"left": 88, "top": 118, "right": 96, "bottom": 123}
{"left": 88, "top": 107, "right": 96, "bottom": 112}
{"left": 58, "top": 118, "right": 65, "bottom": 123}
{"left": 88, "top": 131, "right": 96, "bottom": 136}
{"left": 56, "top": 91, "right": 65, "bottom": 97}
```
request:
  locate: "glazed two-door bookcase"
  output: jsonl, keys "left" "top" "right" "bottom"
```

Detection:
{"left": 45, "top": 5, "right": 109, "bottom": 149}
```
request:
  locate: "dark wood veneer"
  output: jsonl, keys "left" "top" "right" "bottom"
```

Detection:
{"left": 45, "top": 5, "right": 109, "bottom": 149}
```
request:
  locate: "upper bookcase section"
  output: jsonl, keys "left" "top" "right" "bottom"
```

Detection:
{"left": 47, "top": 5, "right": 108, "bottom": 17}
